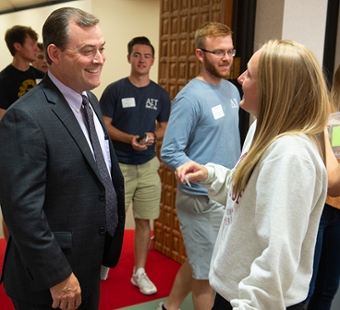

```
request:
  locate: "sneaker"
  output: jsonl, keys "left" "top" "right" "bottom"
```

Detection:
{"left": 156, "top": 302, "right": 165, "bottom": 310}
{"left": 156, "top": 302, "right": 181, "bottom": 310}
{"left": 131, "top": 269, "right": 157, "bottom": 295}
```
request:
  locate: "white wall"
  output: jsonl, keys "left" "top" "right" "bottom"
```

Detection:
{"left": 91, "top": 0, "right": 161, "bottom": 98}
{"left": 254, "top": 0, "right": 328, "bottom": 65}
{"left": 282, "top": 0, "right": 328, "bottom": 65}
{"left": 253, "top": 0, "right": 284, "bottom": 50}
{"left": 0, "top": 0, "right": 161, "bottom": 99}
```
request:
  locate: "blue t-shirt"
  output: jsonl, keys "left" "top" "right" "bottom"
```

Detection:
{"left": 100, "top": 77, "right": 171, "bottom": 164}
{"left": 161, "top": 78, "right": 241, "bottom": 195}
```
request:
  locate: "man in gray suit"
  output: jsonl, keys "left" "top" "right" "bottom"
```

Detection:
{"left": 0, "top": 7, "right": 125, "bottom": 310}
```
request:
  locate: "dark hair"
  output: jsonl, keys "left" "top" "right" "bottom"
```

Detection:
{"left": 42, "top": 7, "right": 99, "bottom": 65}
{"left": 5, "top": 25, "right": 38, "bottom": 56}
{"left": 127, "top": 36, "right": 154, "bottom": 57}
{"left": 37, "top": 42, "right": 44, "bottom": 51}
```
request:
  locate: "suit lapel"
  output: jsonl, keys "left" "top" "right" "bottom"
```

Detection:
{"left": 41, "top": 77, "right": 102, "bottom": 182}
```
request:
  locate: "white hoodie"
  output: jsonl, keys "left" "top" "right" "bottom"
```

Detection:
{"left": 204, "top": 122, "right": 327, "bottom": 309}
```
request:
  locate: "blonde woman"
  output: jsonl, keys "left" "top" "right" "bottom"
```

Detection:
{"left": 175, "top": 40, "right": 329, "bottom": 309}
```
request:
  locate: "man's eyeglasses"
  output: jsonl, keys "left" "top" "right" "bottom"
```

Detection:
{"left": 200, "top": 48, "right": 236, "bottom": 57}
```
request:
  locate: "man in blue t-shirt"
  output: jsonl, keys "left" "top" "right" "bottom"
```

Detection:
{"left": 160, "top": 22, "right": 241, "bottom": 310}
{"left": 100, "top": 36, "right": 171, "bottom": 295}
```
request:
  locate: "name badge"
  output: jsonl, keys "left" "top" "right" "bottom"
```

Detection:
{"left": 122, "top": 98, "right": 136, "bottom": 108}
{"left": 212, "top": 104, "right": 225, "bottom": 120}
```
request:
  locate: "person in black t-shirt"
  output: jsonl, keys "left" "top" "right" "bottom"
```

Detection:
{"left": 0, "top": 25, "right": 44, "bottom": 119}
{"left": 0, "top": 25, "right": 44, "bottom": 242}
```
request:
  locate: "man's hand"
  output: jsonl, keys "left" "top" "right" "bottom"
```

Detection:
{"left": 131, "top": 135, "right": 148, "bottom": 151}
{"left": 50, "top": 273, "right": 81, "bottom": 310}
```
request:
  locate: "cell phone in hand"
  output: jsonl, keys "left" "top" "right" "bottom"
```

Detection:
{"left": 137, "top": 133, "right": 149, "bottom": 144}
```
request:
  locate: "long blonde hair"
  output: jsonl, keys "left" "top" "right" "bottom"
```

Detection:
{"left": 232, "top": 40, "right": 329, "bottom": 195}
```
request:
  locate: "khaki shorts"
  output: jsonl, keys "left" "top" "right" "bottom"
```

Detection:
{"left": 119, "top": 156, "right": 161, "bottom": 220}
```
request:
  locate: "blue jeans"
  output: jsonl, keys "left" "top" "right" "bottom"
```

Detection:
{"left": 307, "top": 203, "right": 340, "bottom": 310}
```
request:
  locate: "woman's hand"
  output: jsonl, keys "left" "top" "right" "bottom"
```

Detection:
{"left": 175, "top": 160, "right": 208, "bottom": 185}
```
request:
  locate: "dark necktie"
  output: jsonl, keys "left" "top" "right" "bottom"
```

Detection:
{"left": 81, "top": 95, "right": 118, "bottom": 236}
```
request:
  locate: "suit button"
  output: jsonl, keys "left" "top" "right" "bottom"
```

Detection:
{"left": 99, "top": 193, "right": 105, "bottom": 201}
{"left": 99, "top": 227, "right": 106, "bottom": 234}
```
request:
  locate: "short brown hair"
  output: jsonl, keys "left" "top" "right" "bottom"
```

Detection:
{"left": 37, "top": 42, "right": 44, "bottom": 51}
{"left": 127, "top": 36, "right": 155, "bottom": 57}
{"left": 5, "top": 25, "right": 38, "bottom": 56}
{"left": 43, "top": 7, "right": 99, "bottom": 65}
{"left": 194, "top": 22, "right": 232, "bottom": 49}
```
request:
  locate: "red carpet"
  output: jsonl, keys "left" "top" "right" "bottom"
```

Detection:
{"left": 0, "top": 230, "right": 180, "bottom": 309}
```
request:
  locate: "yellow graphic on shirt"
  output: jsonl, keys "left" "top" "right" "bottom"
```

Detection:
{"left": 18, "top": 79, "right": 36, "bottom": 98}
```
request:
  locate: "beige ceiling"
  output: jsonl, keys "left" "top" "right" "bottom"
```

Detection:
{"left": 0, "top": 1, "right": 69, "bottom": 14}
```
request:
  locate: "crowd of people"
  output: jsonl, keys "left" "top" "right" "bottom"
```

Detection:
{"left": 0, "top": 5, "right": 340, "bottom": 310}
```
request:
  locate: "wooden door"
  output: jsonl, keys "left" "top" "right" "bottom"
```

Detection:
{"left": 155, "top": 0, "right": 237, "bottom": 263}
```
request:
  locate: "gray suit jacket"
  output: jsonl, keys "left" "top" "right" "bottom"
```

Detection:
{"left": 0, "top": 75, "right": 125, "bottom": 304}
